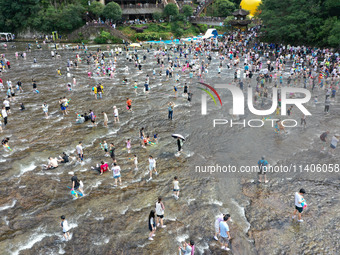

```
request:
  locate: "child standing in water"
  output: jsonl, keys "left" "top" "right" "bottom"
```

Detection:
{"left": 173, "top": 176, "right": 180, "bottom": 200}
{"left": 126, "top": 139, "right": 131, "bottom": 153}
{"left": 101, "top": 141, "right": 109, "bottom": 157}
{"left": 60, "top": 215, "right": 70, "bottom": 241}
{"left": 134, "top": 155, "right": 138, "bottom": 170}
{"left": 112, "top": 162, "right": 122, "bottom": 186}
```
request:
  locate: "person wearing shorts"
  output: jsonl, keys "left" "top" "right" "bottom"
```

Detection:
{"left": 76, "top": 142, "right": 83, "bottom": 161}
{"left": 60, "top": 215, "right": 70, "bottom": 241}
{"left": 292, "top": 188, "right": 306, "bottom": 222}
{"left": 148, "top": 155, "right": 157, "bottom": 180}
{"left": 219, "top": 214, "right": 231, "bottom": 251}
{"left": 113, "top": 106, "right": 119, "bottom": 123}
{"left": 112, "top": 162, "right": 121, "bottom": 186}
{"left": 3, "top": 99, "right": 10, "bottom": 113}
{"left": 59, "top": 98, "right": 66, "bottom": 115}
{"left": 155, "top": 197, "right": 166, "bottom": 228}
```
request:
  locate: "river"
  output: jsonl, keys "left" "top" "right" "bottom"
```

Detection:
{"left": 0, "top": 42, "right": 339, "bottom": 254}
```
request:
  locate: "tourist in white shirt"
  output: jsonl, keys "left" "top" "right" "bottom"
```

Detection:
{"left": 113, "top": 106, "right": 119, "bottom": 123}
{"left": 329, "top": 135, "right": 339, "bottom": 155}
{"left": 148, "top": 155, "right": 157, "bottom": 180}
{"left": 292, "top": 188, "right": 306, "bottom": 222}
{"left": 112, "top": 162, "right": 121, "bottom": 186}
{"left": 76, "top": 141, "right": 83, "bottom": 161}
{"left": 42, "top": 102, "right": 49, "bottom": 117}
{"left": 3, "top": 99, "right": 10, "bottom": 114}
{"left": 1, "top": 106, "right": 7, "bottom": 125}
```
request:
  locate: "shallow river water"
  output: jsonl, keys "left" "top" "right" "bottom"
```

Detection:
{"left": 0, "top": 42, "right": 339, "bottom": 255}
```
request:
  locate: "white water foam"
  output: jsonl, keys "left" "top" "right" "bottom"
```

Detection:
{"left": 19, "top": 162, "right": 37, "bottom": 176}
{"left": 3, "top": 216, "right": 9, "bottom": 225}
{"left": 231, "top": 198, "right": 251, "bottom": 233}
{"left": 0, "top": 199, "right": 17, "bottom": 211}
{"left": 210, "top": 200, "right": 223, "bottom": 206}
{"left": 187, "top": 198, "right": 196, "bottom": 205}
{"left": 121, "top": 206, "right": 129, "bottom": 215}
{"left": 92, "top": 180, "right": 102, "bottom": 188}
{"left": 176, "top": 234, "right": 189, "bottom": 243}
{"left": 132, "top": 203, "right": 151, "bottom": 212}
{"left": 11, "top": 232, "right": 54, "bottom": 255}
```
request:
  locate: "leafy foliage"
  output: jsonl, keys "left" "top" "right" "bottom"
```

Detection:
{"left": 214, "top": 0, "right": 236, "bottom": 17}
{"left": 88, "top": 1, "right": 104, "bottom": 18}
{"left": 163, "top": 3, "right": 179, "bottom": 21}
{"left": 102, "top": 2, "right": 122, "bottom": 22}
{"left": 31, "top": 4, "right": 85, "bottom": 33}
{"left": 0, "top": 0, "right": 40, "bottom": 32}
{"left": 259, "top": 0, "right": 340, "bottom": 47}
{"left": 152, "top": 11, "right": 163, "bottom": 21}
{"left": 206, "top": 0, "right": 236, "bottom": 17}
{"left": 182, "top": 5, "right": 193, "bottom": 17}
{"left": 94, "top": 30, "right": 123, "bottom": 44}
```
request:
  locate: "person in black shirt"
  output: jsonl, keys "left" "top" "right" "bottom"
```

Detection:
{"left": 17, "top": 81, "right": 23, "bottom": 93}
{"left": 58, "top": 152, "right": 69, "bottom": 163}
{"left": 109, "top": 143, "right": 116, "bottom": 163}
{"left": 71, "top": 173, "right": 83, "bottom": 194}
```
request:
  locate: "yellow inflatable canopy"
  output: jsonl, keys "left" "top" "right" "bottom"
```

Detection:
{"left": 240, "top": 0, "right": 261, "bottom": 17}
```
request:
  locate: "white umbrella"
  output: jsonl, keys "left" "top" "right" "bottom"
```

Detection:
{"left": 172, "top": 134, "right": 185, "bottom": 141}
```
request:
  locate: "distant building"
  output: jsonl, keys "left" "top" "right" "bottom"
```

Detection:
{"left": 229, "top": 9, "right": 251, "bottom": 30}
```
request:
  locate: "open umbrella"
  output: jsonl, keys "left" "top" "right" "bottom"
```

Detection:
{"left": 129, "top": 43, "right": 141, "bottom": 47}
{"left": 172, "top": 134, "right": 185, "bottom": 141}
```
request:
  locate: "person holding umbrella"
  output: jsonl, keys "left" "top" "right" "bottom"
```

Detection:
{"left": 177, "top": 138, "right": 183, "bottom": 152}
{"left": 172, "top": 134, "right": 185, "bottom": 155}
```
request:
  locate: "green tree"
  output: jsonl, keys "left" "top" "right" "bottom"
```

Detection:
{"left": 31, "top": 3, "right": 85, "bottom": 34}
{"left": 0, "top": 0, "right": 40, "bottom": 32}
{"left": 102, "top": 2, "right": 122, "bottom": 22}
{"left": 328, "top": 20, "right": 340, "bottom": 48}
{"left": 214, "top": 0, "right": 235, "bottom": 17}
{"left": 182, "top": 5, "right": 193, "bottom": 17}
{"left": 163, "top": 3, "right": 179, "bottom": 21}
{"left": 58, "top": 4, "right": 85, "bottom": 32}
{"left": 152, "top": 11, "right": 162, "bottom": 21}
{"left": 258, "top": 0, "right": 340, "bottom": 46}
{"left": 88, "top": 1, "right": 104, "bottom": 18}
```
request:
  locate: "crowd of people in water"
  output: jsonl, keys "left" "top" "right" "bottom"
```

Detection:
{"left": 1, "top": 24, "right": 340, "bottom": 252}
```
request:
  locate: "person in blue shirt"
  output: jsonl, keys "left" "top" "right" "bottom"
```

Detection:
{"left": 219, "top": 214, "right": 231, "bottom": 251}
{"left": 258, "top": 156, "right": 269, "bottom": 183}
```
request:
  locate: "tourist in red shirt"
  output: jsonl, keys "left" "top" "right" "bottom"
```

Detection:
{"left": 100, "top": 161, "right": 109, "bottom": 175}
